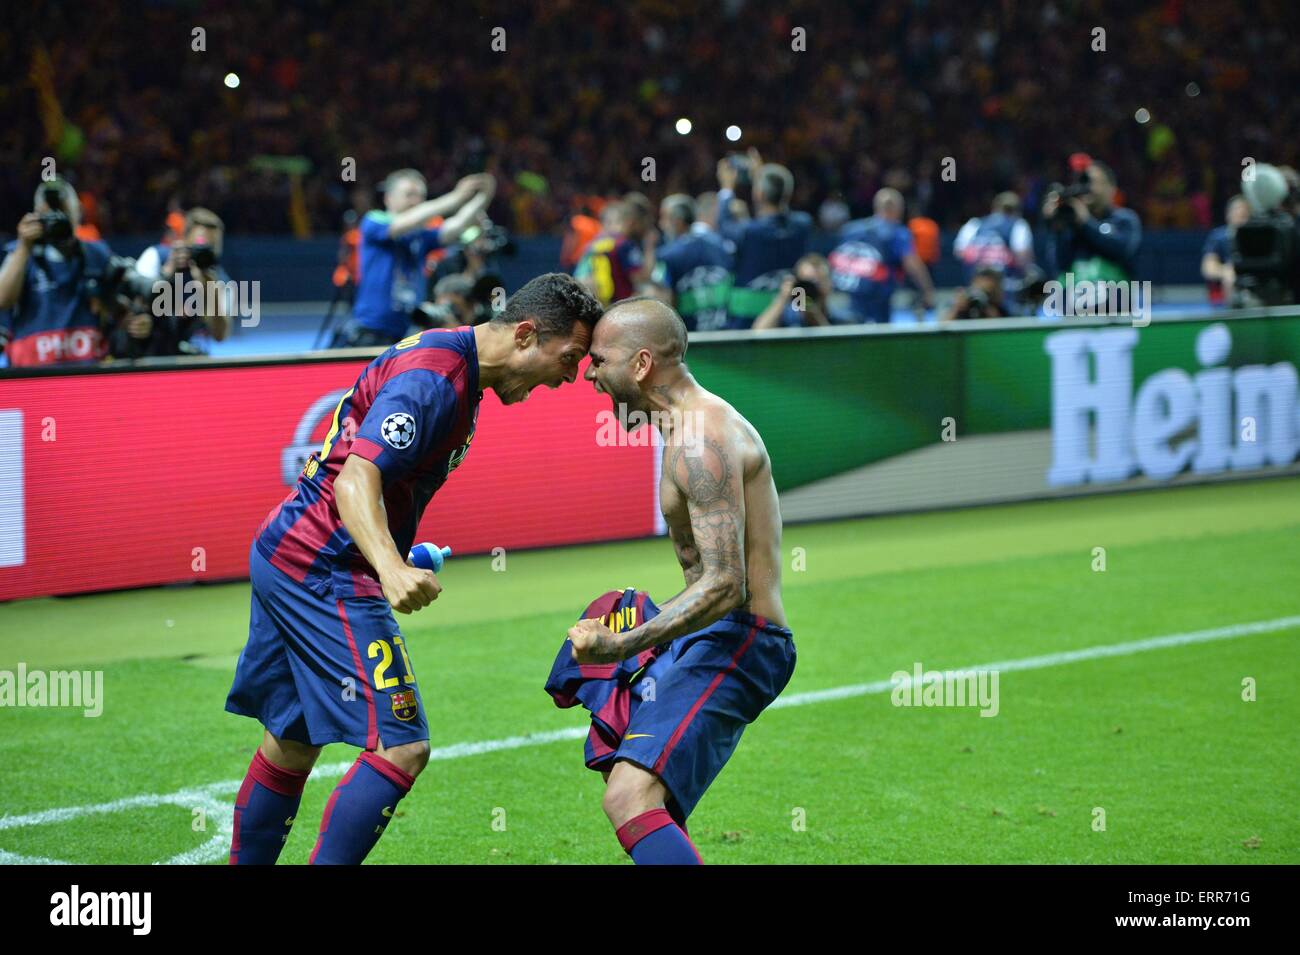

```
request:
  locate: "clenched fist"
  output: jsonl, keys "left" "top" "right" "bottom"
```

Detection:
{"left": 568, "top": 617, "right": 625, "bottom": 664}
{"left": 381, "top": 564, "right": 441, "bottom": 614}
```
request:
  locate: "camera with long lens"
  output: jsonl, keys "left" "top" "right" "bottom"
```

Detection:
{"left": 414, "top": 301, "right": 461, "bottom": 327}
{"left": 791, "top": 277, "right": 823, "bottom": 304}
{"left": 460, "top": 221, "right": 514, "bottom": 257}
{"left": 37, "top": 184, "right": 73, "bottom": 242}
{"left": 1010, "top": 265, "right": 1050, "bottom": 313}
{"left": 1046, "top": 175, "right": 1092, "bottom": 229}
{"left": 179, "top": 242, "right": 219, "bottom": 270}
{"left": 1231, "top": 162, "right": 1300, "bottom": 306}
{"left": 1232, "top": 215, "right": 1299, "bottom": 306}
{"left": 84, "top": 256, "right": 159, "bottom": 315}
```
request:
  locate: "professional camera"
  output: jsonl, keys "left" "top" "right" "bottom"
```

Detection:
{"left": 965, "top": 287, "right": 994, "bottom": 311}
{"left": 1045, "top": 175, "right": 1092, "bottom": 229}
{"left": 791, "top": 277, "right": 824, "bottom": 306}
{"left": 1045, "top": 152, "right": 1097, "bottom": 229}
{"left": 1232, "top": 214, "right": 1300, "bottom": 306}
{"left": 460, "top": 221, "right": 514, "bottom": 257}
{"left": 37, "top": 184, "right": 73, "bottom": 242}
{"left": 1231, "top": 162, "right": 1300, "bottom": 306}
{"left": 176, "top": 241, "right": 219, "bottom": 270}
{"left": 84, "top": 256, "right": 158, "bottom": 315}
{"left": 1010, "top": 265, "right": 1051, "bottom": 313}
{"left": 414, "top": 301, "right": 462, "bottom": 327}
{"left": 415, "top": 270, "right": 506, "bottom": 328}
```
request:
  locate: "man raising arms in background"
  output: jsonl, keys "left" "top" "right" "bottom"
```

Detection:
{"left": 331, "top": 170, "right": 495, "bottom": 348}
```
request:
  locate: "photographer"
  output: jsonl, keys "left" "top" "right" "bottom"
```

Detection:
{"left": 0, "top": 178, "right": 114, "bottom": 367}
{"left": 416, "top": 274, "right": 476, "bottom": 328}
{"left": 330, "top": 169, "right": 495, "bottom": 348}
{"left": 942, "top": 266, "right": 1010, "bottom": 322}
{"left": 752, "top": 254, "right": 834, "bottom": 330}
{"left": 427, "top": 212, "right": 512, "bottom": 293}
{"left": 828, "top": 188, "right": 935, "bottom": 324}
{"left": 716, "top": 149, "right": 812, "bottom": 328}
{"left": 953, "top": 192, "right": 1034, "bottom": 285}
{"left": 131, "top": 207, "right": 232, "bottom": 355}
{"left": 1042, "top": 159, "right": 1142, "bottom": 285}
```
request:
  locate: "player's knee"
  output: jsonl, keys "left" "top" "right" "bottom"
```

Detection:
{"left": 602, "top": 774, "right": 654, "bottom": 827}
{"left": 381, "top": 740, "right": 430, "bottom": 779}
{"left": 261, "top": 731, "right": 321, "bottom": 773}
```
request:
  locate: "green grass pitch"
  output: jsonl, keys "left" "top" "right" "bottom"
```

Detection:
{"left": 1, "top": 478, "right": 1297, "bottom": 864}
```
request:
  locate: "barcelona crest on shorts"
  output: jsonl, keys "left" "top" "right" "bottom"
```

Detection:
{"left": 391, "top": 689, "right": 418, "bottom": 722}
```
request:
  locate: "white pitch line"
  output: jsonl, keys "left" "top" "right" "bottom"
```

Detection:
{"left": 770, "top": 614, "right": 1300, "bottom": 709}
{"left": 2, "top": 614, "right": 1297, "bottom": 864}
{"left": 0, "top": 848, "right": 64, "bottom": 865}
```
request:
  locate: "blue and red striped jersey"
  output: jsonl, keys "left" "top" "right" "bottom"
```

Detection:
{"left": 256, "top": 326, "right": 480, "bottom": 599}
{"left": 574, "top": 232, "right": 643, "bottom": 305}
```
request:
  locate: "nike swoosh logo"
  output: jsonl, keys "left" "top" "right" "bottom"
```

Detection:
{"left": 623, "top": 733, "right": 654, "bottom": 740}
{"left": 285, "top": 816, "right": 295, "bottom": 826}
{"left": 381, "top": 806, "right": 394, "bottom": 818}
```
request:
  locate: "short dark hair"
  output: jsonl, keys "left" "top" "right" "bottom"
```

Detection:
{"left": 495, "top": 272, "right": 603, "bottom": 340}
{"left": 757, "top": 164, "right": 794, "bottom": 206}
{"left": 663, "top": 194, "right": 695, "bottom": 226}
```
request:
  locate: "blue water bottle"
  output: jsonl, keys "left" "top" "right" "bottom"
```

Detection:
{"left": 408, "top": 542, "right": 452, "bottom": 573}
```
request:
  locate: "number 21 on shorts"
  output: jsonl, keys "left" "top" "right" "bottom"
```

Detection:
{"left": 369, "top": 635, "right": 415, "bottom": 688}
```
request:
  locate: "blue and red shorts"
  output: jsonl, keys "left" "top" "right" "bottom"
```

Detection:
{"left": 546, "top": 590, "right": 796, "bottom": 821}
{"left": 617, "top": 612, "right": 796, "bottom": 819}
{"left": 225, "top": 542, "right": 428, "bottom": 749}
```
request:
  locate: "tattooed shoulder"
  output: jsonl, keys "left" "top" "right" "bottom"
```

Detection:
{"left": 669, "top": 433, "right": 736, "bottom": 508}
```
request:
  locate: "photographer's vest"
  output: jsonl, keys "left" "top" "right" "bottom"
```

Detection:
{"left": 959, "top": 213, "right": 1023, "bottom": 279}
{"left": 828, "top": 216, "right": 909, "bottom": 323}
{"left": 3, "top": 240, "right": 111, "bottom": 366}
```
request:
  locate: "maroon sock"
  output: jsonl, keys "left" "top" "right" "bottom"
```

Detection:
{"left": 616, "top": 808, "right": 703, "bottom": 865}
{"left": 229, "top": 749, "right": 310, "bottom": 865}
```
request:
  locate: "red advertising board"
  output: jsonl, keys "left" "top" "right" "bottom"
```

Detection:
{"left": 0, "top": 358, "right": 657, "bottom": 601}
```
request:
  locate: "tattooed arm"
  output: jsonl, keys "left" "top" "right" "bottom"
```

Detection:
{"left": 569, "top": 426, "right": 748, "bottom": 663}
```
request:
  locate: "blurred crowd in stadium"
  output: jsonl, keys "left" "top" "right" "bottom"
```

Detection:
{"left": 3, "top": 0, "right": 1300, "bottom": 367}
